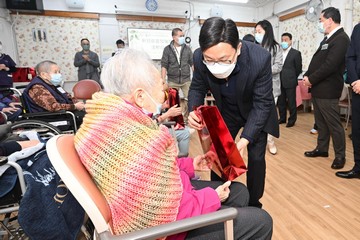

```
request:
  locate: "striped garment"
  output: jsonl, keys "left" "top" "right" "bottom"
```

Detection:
{"left": 74, "top": 92, "right": 183, "bottom": 236}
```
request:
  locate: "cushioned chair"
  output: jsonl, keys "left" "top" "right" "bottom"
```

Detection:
{"left": 72, "top": 79, "right": 101, "bottom": 101}
{"left": 46, "top": 134, "right": 237, "bottom": 240}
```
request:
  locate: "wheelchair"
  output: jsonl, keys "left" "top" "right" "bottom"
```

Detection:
{"left": 1, "top": 86, "right": 78, "bottom": 134}
{"left": 0, "top": 119, "right": 62, "bottom": 240}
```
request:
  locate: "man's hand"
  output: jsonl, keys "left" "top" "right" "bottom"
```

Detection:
{"left": 188, "top": 111, "right": 203, "bottom": 130}
{"left": 0, "top": 64, "right": 9, "bottom": 71}
{"left": 303, "top": 76, "right": 312, "bottom": 87}
{"left": 82, "top": 55, "right": 90, "bottom": 61}
{"left": 193, "top": 154, "right": 212, "bottom": 172}
{"left": 215, "top": 181, "right": 231, "bottom": 202}
{"left": 236, "top": 138, "right": 249, "bottom": 157}
{"left": 352, "top": 80, "right": 360, "bottom": 94}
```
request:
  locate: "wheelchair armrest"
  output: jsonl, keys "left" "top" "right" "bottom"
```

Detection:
{"left": 161, "top": 121, "right": 176, "bottom": 128}
{"left": 99, "top": 207, "right": 238, "bottom": 240}
{"left": 22, "top": 110, "right": 69, "bottom": 118}
{"left": 0, "top": 156, "right": 8, "bottom": 166}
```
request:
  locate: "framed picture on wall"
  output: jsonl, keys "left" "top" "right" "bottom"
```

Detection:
{"left": 127, "top": 28, "right": 172, "bottom": 60}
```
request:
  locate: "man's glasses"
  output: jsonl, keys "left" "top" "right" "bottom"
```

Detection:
{"left": 202, "top": 50, "right": 237, "bottom": 66}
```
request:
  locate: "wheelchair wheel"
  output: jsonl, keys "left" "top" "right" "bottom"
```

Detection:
{"left": 10, "top": 120, "right": 62, "bottom": 138}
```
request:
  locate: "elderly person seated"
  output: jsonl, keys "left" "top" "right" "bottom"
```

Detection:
{"left": 22, "top": 60, "right": 85, "bottom": 126}
{"left": 74, "top": 48, "right": 273, "bottom": 240}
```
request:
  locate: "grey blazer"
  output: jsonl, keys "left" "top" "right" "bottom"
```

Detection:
{"left": 268, "top": 44, "right": 283, "bottom": 98}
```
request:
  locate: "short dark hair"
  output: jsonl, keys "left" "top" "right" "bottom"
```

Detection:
{"left": 80, "top": 38, "right": 90, "bottom": 44}
{"left": 242, "top": 34, "right": 255, "bottom": 42}
{"left": 172, "top": 28, "right": 183, "bottom": 36}
{"left": 116, "top": 39, "right": 125, "bottom": 45}
{"left": 322, "top": 7, "right": 341, "bottom": 24}
{"left": 281, "top": 32, "right": 292, "bottom": 40}
{"left": 199, "top": 17, "right": 239, "bottom": 52}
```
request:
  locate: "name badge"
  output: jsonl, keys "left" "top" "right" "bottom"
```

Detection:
{"left": 321, "top": 44, "right": 328, "bottom": 50}
{"left": 57, "top": 87, "right": 66, "bottom": 93}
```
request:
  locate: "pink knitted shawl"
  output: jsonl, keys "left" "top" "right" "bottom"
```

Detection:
{"left": 74, "top": 92, "right": 183, "bottom": 235}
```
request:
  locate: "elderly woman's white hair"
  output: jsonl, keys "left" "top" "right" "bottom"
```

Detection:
{"left": 101, "top": 48, "right": 158, "bottom": 96}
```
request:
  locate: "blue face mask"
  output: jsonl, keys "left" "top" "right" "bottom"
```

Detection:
{"left": 255, "top": 33, "right": 264, "bottom": 44}
{"left": 144, "top": 91, "right": 163, "bottom": 116}
{"left": 50, "top": 73, "right": 63, "bottom": 86}
{"left": 280, "top": 42, "right": 289, "bottom": 50}
{"left": 318, "top": 22, "right": 325, "bottom": 34}
{"left": 178, "top": 36, "right": 185, "bottom": 45}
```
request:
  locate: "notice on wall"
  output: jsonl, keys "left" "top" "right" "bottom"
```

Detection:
{"left": 127, "top": 28, "right": 172, "bottom": 60}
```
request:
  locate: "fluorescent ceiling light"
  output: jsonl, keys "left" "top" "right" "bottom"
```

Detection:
{"left": 218, "top": 0, "right": 249, "bottom": 3}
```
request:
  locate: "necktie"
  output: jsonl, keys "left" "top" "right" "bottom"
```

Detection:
{"left": 320, "top": 36, "right": 328, "bottom": 46}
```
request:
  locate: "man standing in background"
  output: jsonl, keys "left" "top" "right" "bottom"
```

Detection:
{"left": 303, "top": 7, "right": 350, "bottom": 170}
{"left": 74, "top": 38, "right": 100, "bottom": 84}
{"left": 278, "top": 32, "right": 302, "bottom": 127}
{"left": 161, "top": 28, "right": 193, "bottom": 123}
{"left": 336, "top": 23, "right": 360, "bottom": 179}
{"left": 112, "top": 39, "right": 125, "bottom": 57}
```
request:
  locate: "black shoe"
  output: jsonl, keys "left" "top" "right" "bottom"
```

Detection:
{"left": 278, "top": 120, "right": 286, "bottom": 124}
{"left": 331, "top": 157, "right": 346, "bottom": 169}
{"left": 336, "top": 170, "right": 360, "bottom": 179}
{"left": 286, "top": 122, "right": 295, "bottom": 128}
{"left": 304, "top": 149, "right": 329, "bottom": 158}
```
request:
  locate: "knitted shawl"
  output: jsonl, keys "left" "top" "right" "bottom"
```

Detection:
{"left": 74, "top": 92, "right": 183, "bottom": 235}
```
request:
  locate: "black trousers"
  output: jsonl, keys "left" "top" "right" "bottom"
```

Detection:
{"left": 351, "top": 92, "right": 360, "bottom": 171}
{"left": 278, "top": 86, "right": 297, "bottom": 124}
{"left": 214, "top": 109, "right": 267, "bottom": 208}
{"left": 186, "top": 180, "right": 273, "bottom": 240}
{"left": 312, "top": 97, "right": 346, "bottom": 158}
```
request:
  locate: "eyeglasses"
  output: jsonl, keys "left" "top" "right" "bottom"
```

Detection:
{"left": 202, "top": 50, "right": 237, "bottom": 66}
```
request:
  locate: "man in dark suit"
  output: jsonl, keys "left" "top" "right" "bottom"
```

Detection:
{"left": 336, "top": 23, "right": 360, "bottom": 179}
{"left": 188, "top": 17, "right": 279, "bottom": 208}
{"left": 303, "top": 7, "right": 350, "bottom": 169}
{"left": 278, "top": 32, "right": 302, "bottom": 127}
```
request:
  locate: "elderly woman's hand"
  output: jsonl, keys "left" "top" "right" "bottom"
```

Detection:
{"left": 193, "top": 154, "right": 212, "bottom": 172}
{"left": 165, "top": 104, "right": 182, "bottom": 118}
{"left": 75, "top": 102, "right": 85, "bottom": 111}
{"left": 215, "top": 181, "right": 231, "bottom": 202}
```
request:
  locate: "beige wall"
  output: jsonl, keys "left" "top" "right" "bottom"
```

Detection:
{"left": 13, "top": 15, "right": 100, "bottom": 82}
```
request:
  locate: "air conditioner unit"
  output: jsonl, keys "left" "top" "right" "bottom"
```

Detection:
{"left": 65, "top": 0, "right": 85, "bottom": 9}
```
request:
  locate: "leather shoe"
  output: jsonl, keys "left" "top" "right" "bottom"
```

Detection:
{"left": 304, "top": 149, "right": 328, "bottom": 158}
{"left": 278, "top": 120, "right": 286, "bottom": 124}
{"left": 286, "top": 122, "right": 295, "bottom": 128}
{"left": 331, "top": 157, "right": 346, "bottom": 169}
{"left": 335, "top": 170, "right": 360, "bottom": 179}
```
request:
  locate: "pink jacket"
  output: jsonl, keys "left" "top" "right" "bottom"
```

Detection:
{"left": 167, "top": 157, "right": 221, "bottom": 240}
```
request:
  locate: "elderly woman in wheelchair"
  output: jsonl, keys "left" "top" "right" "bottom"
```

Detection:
{"left": 74, "top": 48, "right": 273, "bottom": 240}
{"left": 22, "top": 60, "right": 85, "bottom": 127}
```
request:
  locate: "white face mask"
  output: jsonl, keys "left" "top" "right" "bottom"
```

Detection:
{"left": 255, "top": 33, "right": 264, "bottom": 44}
{"left": 206, "top": 62, "right": 236, "bottom": 79}
{"left": 144, "top": 91, "right": 163, "bottom": 116}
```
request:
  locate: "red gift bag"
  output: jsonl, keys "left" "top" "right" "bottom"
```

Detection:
{"left": 167, "top": 88, "right": 185, "bottom": 129}
{"left": 196, "top": 105, "right": 247, "bottom": 181}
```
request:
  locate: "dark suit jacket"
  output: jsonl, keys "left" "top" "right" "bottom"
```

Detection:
{"left": 188, "top": 41, "right": 279, "bottom": 143}
{"left": 305, "top": 28, "right": 350, "bottom": 99}
{"left": 346, "top": 23, "right": 360, "bottom": 84}
{"left": 280, "top": 48, "right": 302, "bottom": 89}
